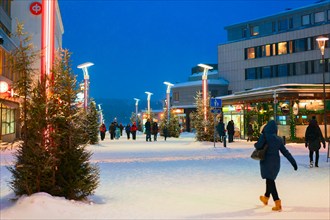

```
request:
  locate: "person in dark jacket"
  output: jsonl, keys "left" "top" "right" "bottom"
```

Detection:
{"left": 305, "top": 118, "right": 326, "bottom": 168}
{"left": 226, "top": 120, "right": 235, "bottom": 142}
{"left": 125, "top": 124, "right": 131, "bottom": 140}
{"left": 109, "top": 122, "right": 116, "bottom": 140}
{"left": 254, "top": 120, "right": 297, "bottom": 212}
{"left": 216, "top": 119, "right": 226, "bottom": 143}
{"left": 145, "top": 119, "right": 152, "bottom": 142}
{"left": 247, "top": 122, "right": 254, "bottom": 142}
{"left": 152, "top": 121, "right": 159, "bottom": 141}
{"left": 163, "top": 125, "right": 168, "bottom": 141}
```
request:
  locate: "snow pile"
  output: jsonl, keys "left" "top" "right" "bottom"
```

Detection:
{"left": 1, "top": 133, "right": 329, "bottom": 219}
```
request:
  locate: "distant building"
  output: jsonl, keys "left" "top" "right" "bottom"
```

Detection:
{"left": 171, "top": 64, "right": 229, "bottom": 132}
{"left": 0, "top": 1, "right": 64, "bottom": 142}
{"left": 217, "top": 0, "right": 330, "bottom": 138}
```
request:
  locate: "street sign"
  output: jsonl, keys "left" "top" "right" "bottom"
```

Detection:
{"left": 210, "top": 98, "right": 222, "bottom": 108}
{"left": 211, "top": 109, "right": 221, "bottom": 114}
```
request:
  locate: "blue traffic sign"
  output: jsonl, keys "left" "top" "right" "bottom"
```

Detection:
{"left": 211, "top": 109, "right": 221, "bottom": 114}
{"left": 210, "top": 98, "right": 222, "bottom": 108}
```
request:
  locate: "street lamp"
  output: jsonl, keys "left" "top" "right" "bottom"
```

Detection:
{"left": 77, "top": 62, "right": 94, "bottom": 110}
{"left": 316, "top": 36, "right": 329, "bottom": 143}
{"left": 134, "top": 98, "right": 140, "bottom": 123}
{"left": 198, "top": 63, "right": 213, "bottom": 131}
{"left": 164, "top": 81, "right": 174, "bottom": 124}
{"left": 145, "top": 91, "right": 153, "bottom": 118}
{"left": 98, "top": 104, "right": 104, "bottom": 124}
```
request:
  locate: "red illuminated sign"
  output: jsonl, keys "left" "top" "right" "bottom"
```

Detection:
{"left": 30, "top": 2, "right": 42, "bottom": 15}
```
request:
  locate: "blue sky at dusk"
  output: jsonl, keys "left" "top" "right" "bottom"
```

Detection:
{"left": 59, "top": 0, "right": 316, "bottom": 102}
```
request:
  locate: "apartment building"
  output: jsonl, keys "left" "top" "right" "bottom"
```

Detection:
{"left": 217, "top": 0, "right": 330, "bottom": 138}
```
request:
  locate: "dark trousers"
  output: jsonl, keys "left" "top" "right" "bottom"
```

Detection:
{"left": 309, "top": 150, "right": 319, "bottom": 165}
{"left": 132, "top": 131, "right": 136, "bottom": 140}
{"left": 100, "top": 132, "right": 105, "bottom": 141}
{"left": 153, "top": 133, "right": 157, "bottom": 141}
{"left": 265, "top": 179, "right": 279, "bottom": 201}
{"left": 126, "top": 132, "right": 130, "bottom": 140}
{"left": 146, "top": 131, "right": 151, "bottom": 141}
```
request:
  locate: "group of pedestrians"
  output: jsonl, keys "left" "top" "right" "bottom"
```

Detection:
{"left": 99, "top": 121, "right": 138, "bottom": 141}
{"left": 144, "top": 119, "right": 163, "bottom": 141}
{"left": 216, "top": 119, "right": 236, "bottom": 145}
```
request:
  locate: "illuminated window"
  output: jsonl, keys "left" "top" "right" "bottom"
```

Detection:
{"left": 1, "top": 105, "right": 15, "bottom": 135}
{"left": 278, "top": 42, "right": 287, "bottom": 55}
{"left": 272, "top": 44, "right": 277, "bottom": 56}
{"left": 250, "top": 26, "right": 259, "bottom": 36}
{"left": 247, "top": 48, "right": 255, "bottom": 59}
{"left": 314, "top": 11, "right": 325, "bottom": 23}
{"left": 262, "top": 45, "right": 271, "bottom": 57}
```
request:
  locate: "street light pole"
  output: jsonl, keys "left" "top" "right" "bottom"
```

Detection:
{"left": 198, "top": 64, "right": 213, "bottom": 132}
{"left": 134, "top": 98, "right": 140, "bottom": 123}
{"left": 164, "top": 81, "right": 174, "bottom": 124}
{"left": 316, "top": 36, "right": 329, "bottom": 141}
{"left": 77, "top": 62, "right": 94, "bottom": 110}
{"left": 145, "top": 91, "right": 153, "bottom": 119}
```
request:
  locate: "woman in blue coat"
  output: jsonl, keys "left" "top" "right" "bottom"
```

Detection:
{"left": 254, "top": 120, "right": 297, "bottom": 211}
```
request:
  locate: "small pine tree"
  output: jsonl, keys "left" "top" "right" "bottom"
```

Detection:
{"left": 86, "top": 101, "right": 99, "bottom": 145}
{"left": 191, "top": 91, "right": 215, "bottom": 141}
{"left": 159, "top": 109, "right": 180, "bottom": 138}
{"left": 49, "top": 49, "right": 99, "bottom": 200}
{"left": 7, "top": 22, "right": 54, "bottom": 196}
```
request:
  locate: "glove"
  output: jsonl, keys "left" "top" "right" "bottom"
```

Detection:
{"left": 305, "top": 142, "right": 308, "bottom": 148}
{"left": 293, "top": 163, "right": 298, "bottom": 171}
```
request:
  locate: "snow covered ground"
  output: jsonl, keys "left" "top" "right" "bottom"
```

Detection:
{"left": 1, "top": 132, "right": 329, "bottom": 219}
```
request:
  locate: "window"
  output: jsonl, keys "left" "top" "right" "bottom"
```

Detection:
{"left": 295, "top": 62, "right": 306, "bottom": 75}
{"left": 278, "top": 64, "right": 288, "bottom": 77}
{"left": 173, "top": 92, "right": 179, "bottom": 102}
{"left": 245, "top": 68, "right": 257, "bottom": 80}
{"left": 262, "top": 45, "right": 271, "bottom": 57}
{"left": 272, "top": 22, "right": 276, "bottom": 32}
{"left": 289, "top": 17, "right": 293, "bottom": 29}
{"left": 278, "top": 42, "right": 287, "bottom": 55}
{"left": 302, "top": 14, "right": 311, "bottom": 25}
{"left": 314, "top": 11, "right": 325, "bottom": 23}
{"left": 272, "top": 44, "right": 277, "bottom": 56}
{"left": 250, "top": 25, "right": 259, "bottom": 36}
{"left": 328, "top": 10, "right": 330, "bottom": 20}
{"left": 295, "top": 38, "right": 307, "bottom": 52}
{"left": 262, "top": 66, "right": 271, "bottom": 78}
{"left": 278, "top": 19, "right": 288, "bottom": 31}
{"left": 1, "top": 106, "right": 15, "bottom": 135}
{"left": 242, "top": 28, "right": 247, "bottom": 38}
{"left": 247, "top": 47, "right": 255, "bottom": 59}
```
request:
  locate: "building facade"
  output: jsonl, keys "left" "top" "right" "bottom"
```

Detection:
{"left": 217, "top": 0, "right": 330, "bottom": 139}
{"left": 0, "top": 0, "right": 64, "bottom": 142}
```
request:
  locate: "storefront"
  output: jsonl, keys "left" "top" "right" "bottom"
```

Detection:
{"left": 218, "top": 84, "right": 330, "bottom": 140}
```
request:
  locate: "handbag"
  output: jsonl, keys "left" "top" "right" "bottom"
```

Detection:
{"left": 251, "top": 143, "right": 268, "bottom": 161}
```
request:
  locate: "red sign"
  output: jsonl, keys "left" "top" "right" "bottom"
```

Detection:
{"left": 30, "top": 2, "right": 42, "bottom": 15}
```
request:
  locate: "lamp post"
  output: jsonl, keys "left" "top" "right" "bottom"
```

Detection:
{"left": 164, "top": 81, "right": 174, "bottom": 124}
{"left": 145, "top": 91, "right": 153, "bottom": 119}
{"left": 77, "top": 62, "right": 94, "bottom": 110}
{"left": 98, "top": 104, "right": 103, "bottom": 124}
{"left": 198, "top": 63, "right": 213, "bottom": 131}
{"left": 134, "top": 98, "right": 140, "bottom": 123}
{"left": 316, "top": 36, "right": 329, "bottom": 143}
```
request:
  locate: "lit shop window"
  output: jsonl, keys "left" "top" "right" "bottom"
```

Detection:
{"left": 278, "top": 42, "right": 287, "bottom": 55}
{"left": 314, "top": 11, "right": 325, "bottom": 23}
{"left": 250, "top": 26, "right": 259, "bottom": 36}
{"left": 302, "top": 14, "right": 311, "bottom": 26}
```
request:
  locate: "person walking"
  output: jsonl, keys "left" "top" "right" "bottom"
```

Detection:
{"left": 109, "top": 122, "right": 116, "bottom": 140}
{"left": 131, "top": 122, "right": 137, "bottom": 140}
{"left": 216, "top": 119, "right": 226, "bottom": 143}
{"left": 163, "top": 125, "right": 168, "bottom": 141}
{"left": 247, "top": 122, "right": 254, "bottom": 142}
{"left": 119, "top": 123, "right": 124, "bottom": 136}
{"left": 227, "top": 120, "right": 235, "bottom": 143}
{"left": 99, "top": 123, "right": 106, "bottom": 141}
{"left": 145, "top": 119, "right": 152, "bottom": 142}
{"left": 152, "top": 121, "right": 159, "bottom": 141}
{"left": 305, "top": 117, "right": 326, "bottom": 168}
{"left": 125, "top": 124, "right": 131, "bottom": 140}
{"left": 255, "top": 120, "right": 297, "bottom": 212}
